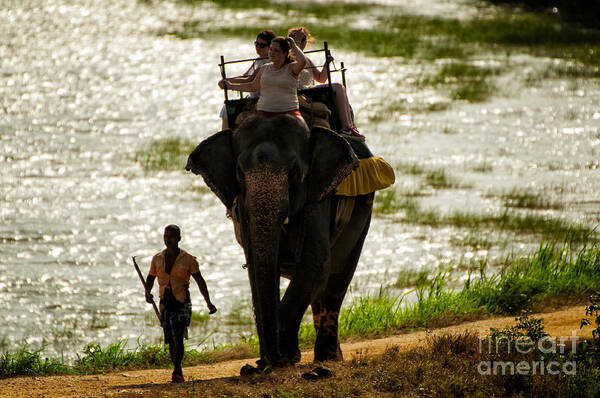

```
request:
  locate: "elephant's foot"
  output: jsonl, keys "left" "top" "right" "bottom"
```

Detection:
{"left": 314, "top": 335, "right": 343, "bottom": 362}
{"left": 301, "top": 365, "right": 333, "bottom": 381}
{"left": 240, "top": 357, "right": 293, "bottom": 377}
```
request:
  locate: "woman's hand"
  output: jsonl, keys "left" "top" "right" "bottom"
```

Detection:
{"left": 286, "top": 36, "right": 299, "bottom": 50}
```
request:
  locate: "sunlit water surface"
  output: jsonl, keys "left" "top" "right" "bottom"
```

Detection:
{"left": 1, "top": 0, "right": 599, "bottom": 358}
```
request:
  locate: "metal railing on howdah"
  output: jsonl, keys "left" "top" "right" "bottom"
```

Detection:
{"left": 218, "top": 41, "right": 347, "bottom": 101}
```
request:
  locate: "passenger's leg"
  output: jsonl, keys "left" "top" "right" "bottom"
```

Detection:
{"left": 332, "top": 83, "right": 364, "bottom": 139}
{"left": 332, "top": 83, "right": 353, "bottom": 130}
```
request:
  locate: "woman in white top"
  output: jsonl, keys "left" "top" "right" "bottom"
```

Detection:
{"left": 219, "top": 36, "right": 309, "bottom": 131}
{"left": 219, "top": 30, "right": 275, "bottom": 130}
{"left": 288, "top": 27, "right": 365, "bottom": 141}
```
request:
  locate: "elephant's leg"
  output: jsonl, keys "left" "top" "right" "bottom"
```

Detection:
{"left": 313, "top": 193, "right": 373, "bottom": 362}
{"left": 278, "top": 201, "right": 331, "bottom": 364}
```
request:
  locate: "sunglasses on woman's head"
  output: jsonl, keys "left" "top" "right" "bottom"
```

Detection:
{"left": 255, "top": 41, "right": 268, "bottom": 48}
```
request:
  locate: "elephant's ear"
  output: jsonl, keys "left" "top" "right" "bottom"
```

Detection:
{"left": 186, "top": 129, "right": 239, "bottom": 209}
{"left": 308, "top": 127, "right": 359, "bottom": 202}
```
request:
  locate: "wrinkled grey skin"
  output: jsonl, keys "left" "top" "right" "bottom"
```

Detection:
{"left": 186, "top": 115, "right": 373, "bottom": 368}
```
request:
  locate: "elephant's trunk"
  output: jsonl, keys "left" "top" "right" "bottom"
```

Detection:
{"left": 243, "top": 167, "right": 289, "bottom": 366}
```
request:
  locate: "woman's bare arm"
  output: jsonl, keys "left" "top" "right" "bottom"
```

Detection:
{"left": 287, "top": 38, "right": 307, "bottom": 76}
{"left": 219, "top": 67, "right": 263, "bottom": 92}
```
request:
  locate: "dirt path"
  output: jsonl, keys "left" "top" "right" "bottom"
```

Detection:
{"left": 0, "top": 306, "right": 590, "bottom": 398}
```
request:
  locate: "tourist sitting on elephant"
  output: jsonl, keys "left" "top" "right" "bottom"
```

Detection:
{"left": 218, "top": 30, "right": 275, "bottom": 130}
{"left": 288, "top": 26, "right": 365, "bottom": 141}
{"left": 218, "top": 36, "right": 309, "bottom": 131}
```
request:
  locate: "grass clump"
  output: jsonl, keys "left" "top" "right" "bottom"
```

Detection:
{"left": 421, "top": 62, "right": 501, "bottom": 102}
{"left": 394, "top": 268, "right": 430, "bottom": 289}
{"left": 135, "top": 137, "right": 195, "bottom": 172}
{"left": 368, "top": 100, "right": 450, "bottom": 122}
{"left": 392, "top": 196, "right": 596, "bottom": 244}
{"left": 425, "top": 167, "right": 458, "bottom": 188}
{"left": 499, "top": 188, "right": 563, "bottom": 210}
{"left": 373, "top": 188, "right": 402, "bottom": 214}
{"left": 0, "top": 346, "right": 72, "bottom": 378}
{"left": 395, "top": 162, "right": 426, "bottom": 175}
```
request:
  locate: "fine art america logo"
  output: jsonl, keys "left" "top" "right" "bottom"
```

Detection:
{"left": 478, "top": 331, "right": 579, "bottom": 376}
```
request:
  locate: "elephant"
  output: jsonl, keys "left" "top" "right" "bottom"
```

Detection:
{"left": 186, "top": 114, "right": 373, "bottom": 370}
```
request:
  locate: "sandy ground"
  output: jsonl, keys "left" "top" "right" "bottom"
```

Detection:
{"left": 0, "top": 305, "right": 590, "bottom": 398}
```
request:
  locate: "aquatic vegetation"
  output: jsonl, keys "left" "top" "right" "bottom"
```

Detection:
{"left": 373, "top": 188, "right": 399, "bottom": 214}
{"left": 394, "top": 162, "right": 427, "bottom": 176}
{"left": 471, "top": 161, "right": 494, "bottom": 173}
{"left": 181, "top": 0, "right": 374, "bottom": 17}
{"left": 420, "top": 62, "right": 501, "bottom": 102}
{"left": 450, "top": 231, "right": 494, "bottom": 250}
{"left": 190, "top": 311, "right": 211, "bottom": 324}
{"left": 498, "top": 188, "right": 563, "bottom": 210}
{"left": 135, "top": 137, "right": 196, "bottom": 172}
{"left": 373, "top": 189, "right": 421, "bottom": 215}
{"left": 164, "top": 5, "right": 600, "bottom": 71}
{"left": 425, "top": 167, "right": 459, "bottom": 189}
{"left": 223, "top": 299, "right": 254, "bottom": 326}
{"left": 385, "top": 194, "right": 596, "bottom": 244}
{"left": 394, "top": 268, "right": 430, "bottom": 289}
{"left": 368, "top": 100, "right": 450, "bottom": 122}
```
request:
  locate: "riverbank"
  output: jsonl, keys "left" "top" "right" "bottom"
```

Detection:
{"left": 0, "top": 305, "right": 591, "bottom": 397}
{"left": 2, "top": 239, "right": 599, "bottom": 380}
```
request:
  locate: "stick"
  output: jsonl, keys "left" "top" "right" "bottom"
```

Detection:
{"left": 132, "top": 256, "right": 161, "bottom": 322}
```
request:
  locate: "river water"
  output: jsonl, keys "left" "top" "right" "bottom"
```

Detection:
{"left": 1, "top": 0, "right": 599, "bottom": 359}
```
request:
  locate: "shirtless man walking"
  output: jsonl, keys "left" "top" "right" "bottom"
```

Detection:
{"left": 145, "top": 224, "right": 217, "bottom": 383}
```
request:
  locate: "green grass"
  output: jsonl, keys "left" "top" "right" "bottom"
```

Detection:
{"left": 373, "top": 188, "right": 401, "bottom": 214}
{"left": 394, "top": 162, "right": 427, "bottom": 175}
{"left": 450, "top": 231, "right": 494, "bottom": 249}
{"left": 0, "top": 346, "right": 72, "bottom": 378}
{"left": 301, "top": 240, "right": 600, "bottom": 343}
{"left": 420, "top": 62, "right": 501, "bottom": 102}
{"left": 499, "top": 188, "right": 563, "bottom": 210}
{"left": 471, "top": 161, "right": 494, "bottom": 173}
{"left": 0, "top": 338, "right": 257, "bottom": 379}
{"left": 394, "top": 269, "right": 430, "bottom": 289}
{"left": 178, "top": 0, "right": 375, "bottom": 18}
{"left": 425, "top": 167, "right": 459, "bottom": 189}
{"left": 379, "top": 191, "right": 596, "bottom": 244}
{"left": 135, "top": 137, "right": 196, "bottom": 172}
{"left": 368, "top": 100, "right": 450, "bottom": 122}
{"left": 3, "top": 240, "right": 600, "bottom": 378}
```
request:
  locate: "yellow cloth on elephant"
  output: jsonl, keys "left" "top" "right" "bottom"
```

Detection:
{"left": 336, "top": 157, "right": 395, "bottom": 196}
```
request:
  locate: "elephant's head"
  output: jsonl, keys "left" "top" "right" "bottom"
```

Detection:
{"left": 186, "top": 115, "right": 358, "bottom": 365}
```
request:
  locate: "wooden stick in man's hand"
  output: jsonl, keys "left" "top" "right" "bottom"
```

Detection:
{"left": 132, "top": 256, "right": 161, "bottom": 322}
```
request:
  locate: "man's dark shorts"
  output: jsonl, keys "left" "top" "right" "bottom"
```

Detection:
{"left": 159, "top": 289, "right": 192, "bottom": 344}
